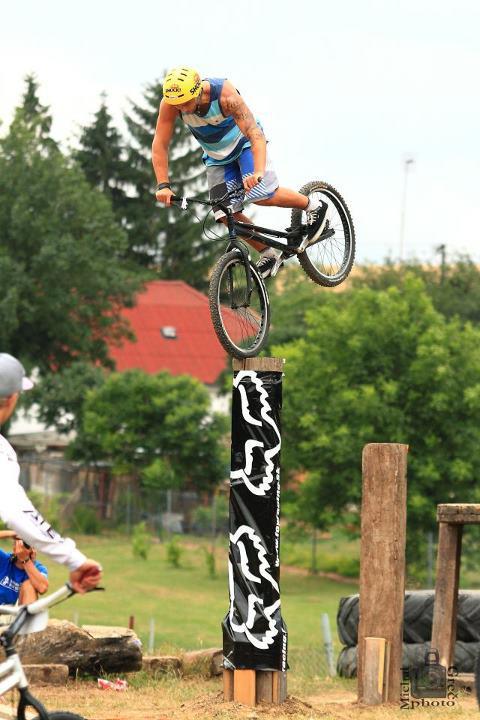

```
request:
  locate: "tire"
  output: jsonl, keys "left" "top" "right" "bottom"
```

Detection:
{"left": 291, "top": 181, "right": 355, "bottom": 287}
{"left": 475, "top": 649, "right": 480, "bottom": 707}
{"left": 337, "top": 591, "right": 480, "bottom": 646}
{"left": 32, "top": 714, "right": 85, "bottom": 720}
{"left": 337, "top": 641, "right": 480, "bottom": 678}
{"left": 208, "top": 250, "right": 270, "bottom": 359}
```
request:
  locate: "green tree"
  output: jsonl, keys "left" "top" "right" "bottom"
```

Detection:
{"left": 352, "top": 255, "right": 480, "bottom": 326}
{"left": 123, "top": 79, "right": 218, "bottom": 286}
{"left": 0, "top": 77, "right": 141, "bottom": 375}
{"left": 277, "top": 277, "right": 480, "bottom": 552}
{"left": 77, "top": 369, "right": 227, "bottom": 492}
{"left": 74, "top": 94, "right": 130, "bottom": 224}
{"left": 32, "top": 362, "right": 106, "bottom": 435}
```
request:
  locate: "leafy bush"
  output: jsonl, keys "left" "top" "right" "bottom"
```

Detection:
{"left": 166, "top": 536, "right": 182, "bottom": 568}
{"left": 132, "top": 521, "right": 150, "bottom": 560}
{"left": 204, "top": 548, "right": 216, "bottom": 579}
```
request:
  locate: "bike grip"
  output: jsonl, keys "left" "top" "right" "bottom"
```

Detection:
{"left": 171, "top": 195, "right": 182, "bottom": 202}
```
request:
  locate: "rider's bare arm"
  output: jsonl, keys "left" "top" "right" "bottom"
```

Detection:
{"left": 220, "top": 81, "right": 266, "bottom": 188}
{"left": 152, "top": 101, "right": 178, "bottom": 205}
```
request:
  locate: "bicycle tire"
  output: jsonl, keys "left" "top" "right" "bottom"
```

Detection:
{"left": 32, "top": 713, "right": 86, "bottom": 720}
{"left": 291, "top": 181, "right": 356, "bottom": 287}
{"left": 209, "top": 250, "right": 270, "bottom": 359}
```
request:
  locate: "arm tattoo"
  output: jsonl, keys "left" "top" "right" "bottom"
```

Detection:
{"left": 224, "top": 96, "right": 264, "bottom": 144}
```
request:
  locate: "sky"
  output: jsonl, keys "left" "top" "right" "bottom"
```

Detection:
{"left": 1, "top": 0, "right": 479, "bottom": 265}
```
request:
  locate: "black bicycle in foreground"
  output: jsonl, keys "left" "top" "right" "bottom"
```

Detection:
{"left": 171, "top": 180, "right": 355, "bottom": 359}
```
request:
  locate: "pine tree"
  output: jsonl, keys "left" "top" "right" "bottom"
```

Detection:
{"left": 74, "top": 94, "right": 129, "bottom": 225}
{"left": 13, "top": 74, "right": 58, "bottom": 151}
{"left": 123, "top": 79, "right": 218, "bottom": 289}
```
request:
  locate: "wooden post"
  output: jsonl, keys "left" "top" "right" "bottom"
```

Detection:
{"left": 362, "top": 637, "right": 390, "bottom": 705}
{"left": 222, "top": 357, "right": 287, "bottom": 706}
{"left": 431, "top": 505, "right": 469, "bottom": 669}
{"left": 357, "top": 443, "right": 408, "bottom": 704}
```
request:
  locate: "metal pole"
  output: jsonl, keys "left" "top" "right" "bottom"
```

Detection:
{"left": 321, "top": 613, "right": 336, "bottom": 676}
{"left": 436, "top": 244, "right": 446, "bottom": 285}
{"left": 148, "top": 617, "right": 155, "bottom": 654}
{"left": 399, "top": 157, "right": 414, "bottom": 262}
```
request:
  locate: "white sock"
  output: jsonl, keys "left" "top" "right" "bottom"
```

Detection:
{"left": 260, "top": 247, "right": 277, "bottom": 258}
{"left": 305, "top": 196, "right": 321, "bottom": 212}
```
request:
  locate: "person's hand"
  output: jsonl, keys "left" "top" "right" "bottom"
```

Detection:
{"left": 156, "top": 187, "right": 174, "bottom": 206}
{"left": 70, "top": 559, "right": 103, "bottom": 594}
{"left": 13, "top": 538, "right": 31, "bottom": 563}
{"left": 243, "top": 173, "right": 263, "bottom": 192}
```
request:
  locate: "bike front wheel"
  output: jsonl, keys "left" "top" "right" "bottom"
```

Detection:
{"left": 209, "top": 250, "right": 270, "bottom": 359}
{"left": 291, "top": 180, "right": 356, "bottom": 287}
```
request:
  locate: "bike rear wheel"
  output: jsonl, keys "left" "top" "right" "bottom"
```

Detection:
{"left": 291, "top": 180, "right": 355, "bottom": 287}
{"left": 32, "top": 713, "right": 85, "bottom": 720}
{"left": 209, "top": 250, "right": 270, "bottom": 359}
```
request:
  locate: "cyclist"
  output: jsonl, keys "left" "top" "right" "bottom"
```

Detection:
{"left": 152, "top": 67, "right": 327, "bottom": 279}
{"left": 0, "top": 353, "right": 102, "bottom": 594}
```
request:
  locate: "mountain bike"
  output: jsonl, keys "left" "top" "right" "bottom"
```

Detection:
{"left": 171, "top": 180, "right": 355, "bottom": 359}
{"left": 0, "top": 584, "right": 99, "bottom": 720}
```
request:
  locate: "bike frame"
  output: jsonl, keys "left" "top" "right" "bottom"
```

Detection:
{"left": 171, "top": 193, "right": 334, "bottom": 297}
{"left": 0, "top": 585, "right": 75, "bottom": 720}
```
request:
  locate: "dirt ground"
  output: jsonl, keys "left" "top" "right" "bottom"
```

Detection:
{"left": 3, "top": 677, "right": 479, "bottom": 720}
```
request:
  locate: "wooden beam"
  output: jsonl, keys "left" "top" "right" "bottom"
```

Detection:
{"left": 437, "top": 504, "right": 480, "bottom": 524}
{"left": 233, "top": 669, "right": 256, "bottom": 706}
{"left": 361, "top": 638, "right": 390, "bottom": 705}
{"left": 256, "top": 671, "right": 273, "bottom": 703}
{"left": 357, "top": 443, "right": 408, "bottom": 704}
{"left": 232, "top": 357, "right": 284, "bottom": 373}
{"left": 223, "top": 669, "right": 234, "bottom": 701}
{"left": 431, "top": 522, "right": 463, "bottom": 668}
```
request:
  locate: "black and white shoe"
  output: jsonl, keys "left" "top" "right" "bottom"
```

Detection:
{"left": 305, "top": 201, "right": 328, "bottom": 243}
{"left": 256, "top": 253, "right": 284, "bottom": 279}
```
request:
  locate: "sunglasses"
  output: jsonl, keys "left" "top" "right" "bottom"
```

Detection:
{"left": 14, "top": 538, "right": 31, "bottom": 550}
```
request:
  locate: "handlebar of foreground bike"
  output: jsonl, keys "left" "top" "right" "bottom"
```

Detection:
{"left": 0, "top": 582, "right": 103, "bottom": 619}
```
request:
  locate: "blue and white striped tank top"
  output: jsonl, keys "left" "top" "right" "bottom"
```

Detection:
{"left": 180, "top": 78, "right": 261, "bottom": 166}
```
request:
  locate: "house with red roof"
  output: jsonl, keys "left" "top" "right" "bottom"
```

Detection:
{"left": 109, "top": 279, "right": 231, "bottom": 395}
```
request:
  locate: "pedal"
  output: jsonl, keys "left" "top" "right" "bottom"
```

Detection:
{"left": 271, "top": 253, "right": 285, "bottom": 278}
{"left": 298, "top": 219, "right": 330, "bottom": 253}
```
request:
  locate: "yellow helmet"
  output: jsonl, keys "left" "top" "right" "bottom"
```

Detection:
{"left": 163, "top": 67, "right": 202, "bottom": 105}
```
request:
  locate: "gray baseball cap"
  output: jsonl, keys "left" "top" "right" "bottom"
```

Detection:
{"left": 0, "top": 354, "right": 34, "bottom": 397}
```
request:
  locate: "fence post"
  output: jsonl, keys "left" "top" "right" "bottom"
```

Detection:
{"left": 357, "top": 443, "right": 408, "bottom": 704}
{"left": 222, "top": 357, "right": 287, "bottom": 706}
{"left": 321, "top": 613, "right": 336, "bottom": 676}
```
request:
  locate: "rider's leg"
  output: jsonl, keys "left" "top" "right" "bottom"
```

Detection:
{"left": 254, "top": 187, "right": 308, "bottom": 210}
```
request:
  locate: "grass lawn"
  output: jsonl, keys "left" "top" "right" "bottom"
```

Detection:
{"left": 1, "top": 534, "right": 357, "bottom": 667}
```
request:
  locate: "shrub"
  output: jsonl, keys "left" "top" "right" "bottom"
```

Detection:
{"left": 132, "top": 521, "right": 150, "bottom": 560}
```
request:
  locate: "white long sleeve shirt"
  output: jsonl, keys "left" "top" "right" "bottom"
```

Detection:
{"left": 0, "top": 434, "right": 87, "bottom": 571}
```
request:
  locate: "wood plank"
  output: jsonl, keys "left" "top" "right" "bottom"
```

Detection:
{"left": 223, "top": 669, "right": 234, "bottom": 701}
{"left": 357, "top": 443, "right": 408, "bottom": 704}
{"left": 256, "top": 670, "right": 273, "bottom": 703}
{"left": 361, "top": 638, "right": 389, "bottom": 705}
{"left": 232, "top": 357, "right": 284, "bottom": 373}
{"left": 233, "top": 669, "right": 256, "bottom": 706}
{"left": 272, "top": 670, "right": 287, "bottom": 704}
{"left": 437, "top": 503, "right": 480, "bottom": 524}
{"left": 431, "top": 522, "right": 463, "bottom": 668}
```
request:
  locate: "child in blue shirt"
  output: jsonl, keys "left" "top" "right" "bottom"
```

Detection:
{"left": 0, "top": 531, "right": 48, "bottom": 605}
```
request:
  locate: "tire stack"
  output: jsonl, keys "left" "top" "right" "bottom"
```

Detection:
{"left": 337, "top": 590, "right": 480, "bottom": 678}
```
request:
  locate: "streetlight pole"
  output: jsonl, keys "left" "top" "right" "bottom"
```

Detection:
{"left": 399, "top": 156, "right": 415, "bottom": 262}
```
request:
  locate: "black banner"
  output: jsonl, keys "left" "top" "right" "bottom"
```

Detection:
{"left": 222, "top": 368, "right": 288, "bottom": 671}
